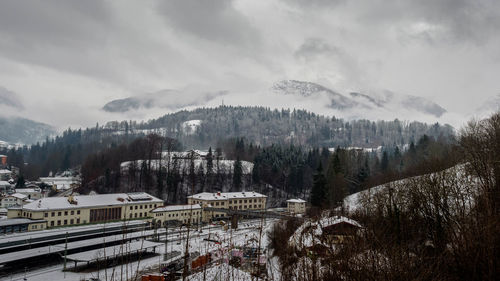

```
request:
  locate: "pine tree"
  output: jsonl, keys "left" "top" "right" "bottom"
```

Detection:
{"left": 381, "top": 151, "right": 389, "bottom": 172}
{"left": 233, "top": 157, "right": 243, "bottom": 189}
{"left": 311, "top": 163, "right": 327, "bottom": 207}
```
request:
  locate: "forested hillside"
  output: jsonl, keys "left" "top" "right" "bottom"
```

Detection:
{"left": 1, "top": 106, "right": 454, "bottom": 181}
{"left": 106, "top": 106, "right": 455, "bottom": 148}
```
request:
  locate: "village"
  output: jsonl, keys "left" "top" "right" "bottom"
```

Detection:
{"left": 0, "top": 151, "right": 362, "bottom": 281}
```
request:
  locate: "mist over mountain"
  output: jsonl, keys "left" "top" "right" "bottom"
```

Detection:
{"left": 0, "top": 86, "right": 24, "bottom": 109}
{"left": 272, "top": 80, "right": 447, "bottom": 118}
{"left": 0, "top": 116, "right": 56, "bottom": 145}
{"left": 103, "top": 88, "right": 228, "bottom": 113}
{"left": 101, "top": 80, "right": 448, "bottom": 125}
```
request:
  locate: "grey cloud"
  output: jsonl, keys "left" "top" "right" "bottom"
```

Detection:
{"left": 0, "top": 0, "right": 111, "bottom": 47}
{"left": 357, "top": 0, "right": 500, "bottom": 44}
{"left": 156, "top": 0, "right": 259, "bottom": 46}
{"left": 294, "top": 38, "right": 342, "bottom": 60}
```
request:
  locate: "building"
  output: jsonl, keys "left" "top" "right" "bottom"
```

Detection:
{"left": 287, "top": 199, "right": 306, "bottom": 214}
{"left": 0, "top": 154, "right": 6, "bottom": 167}
{"left": 39, "top": 176, "right": 80, "bottom": 191}
{"left": 289, "top": 216, "right": 362, "bottom": 251}
{"left": 1, "top": 193, "right": 29, "bottom": 208}
{"left": 7, "top": 192, "right": 163, "bottom": 229}
{"left": 150, "top": 204, "right": 203, "bottom": 226}
{"left": 0, "top": 169, "right": 12, "bottom": 181}
{"left": 15, "top": 187, "right": 44, "bottom": 200}
{"left": 187, "top": 191, "right": 267, "bottom": 221}
{"left": 0, "top": 218, "right": 47, "bottom": 234}
{"left": 0, "top": 180, "right": 10, "bottom": 192}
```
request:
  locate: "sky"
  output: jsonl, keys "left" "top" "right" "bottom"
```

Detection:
{"left": 0, "top": 0, "right": 499, "bottom": 129}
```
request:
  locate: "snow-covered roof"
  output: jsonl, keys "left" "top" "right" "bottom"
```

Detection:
{"left": 152, "top": 204, "right": 202, "bottom": 213}
{"left": 287, "top": 199, "right": 306, "bottom": 203}
{"left": 188, "top": 191, "right": 267, "bottom": 201}
{"left": 15, "top": 188, "right": 41, "bottom": 194}
{"left": 21, "top": 192, "right": 163, "bottom": 211}
{"left": 289, "top": 216, "right": 361, "bottom": 249}
{"left": 0, "top": 180, "right": 10, "bottom": 186}
{"left": 39, "top": 176, "right": 78, "bottom": 182}
{"left": 0, "top": 169, "right": 12, "bottom": 174}
{"left": 7, "top": 193, "right": 27, "bottom": 200}
{"left": 0, "top": 218, "right": 46, "bottom": 227}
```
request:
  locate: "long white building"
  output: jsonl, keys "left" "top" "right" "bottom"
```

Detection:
{"left": 8, "top": 192, "right": 163, "bottom": 229}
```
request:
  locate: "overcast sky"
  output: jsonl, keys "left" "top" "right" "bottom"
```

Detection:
{"left": 0, "top": 0, "right": 499, "bottom": 129}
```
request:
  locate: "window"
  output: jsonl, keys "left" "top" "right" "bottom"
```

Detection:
{"left": 64, "top": 220, "right": 67, "bottom": 225}
{"left": 51, "top": 221, "right": 54, "bottom": 227}
{"left": 77, "top": 210, "right": 80, "bottom": 215}
{"left": 76, "top": 218, "right": 80, "bottom": 224}
{"left": 134, "top": 213, "right": 137, "bottom": 218}
{"left": 140, "top": 205, "right": 143, "bottom": 209}
{"left": 130, "top": 206, "right": 133, "bottom": 210}
{"left": 70, "top": 210, "right": 74, "bottom": 215}
{"left": 58, "top": 212, "right": 61, "bottom": 216}
{"left": 64, "top": 211, "right": 68, "bottom": 216}
{"left": 57, "top": 220, "right": 61, "bottom": 226}
{"left": 70, "top": 219, "right": 74, "bottom": 224}
{"left": 44, "top": 212, "right": 48, "bottom": 218}
{"left": 149, "top": 204, "right": 152, "bottom": 208}
{"left": 129, "top": 214, "right": 132, "bottom": 218}
{"left": 239, "top": 200, "right": 242, "bottom": 203}
{"left": 135, "top": 206, "right": 138, "bottom": 210}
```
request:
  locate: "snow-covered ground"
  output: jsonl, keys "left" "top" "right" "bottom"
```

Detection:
{"left": 182, "top": 120, "right": 202, "bottom": 135}
{"left": 120, "top": 158, "right": 254, "bottom": 175}
{"left": 343, "top": 164, "right": 477, "bottom": 214}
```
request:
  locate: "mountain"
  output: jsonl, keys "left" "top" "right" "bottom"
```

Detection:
{"left": 103, "top": 89, "right": 227, "bottom": 113}
{"left": 0, "top": 116, "right": 56, "bottom": 145}
{"left": 272, "top": 80, "right": 447, "bottom": 118}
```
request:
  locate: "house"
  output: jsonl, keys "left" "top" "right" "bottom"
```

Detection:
{"left": 0, "top": 169, "right": 12, "bottom": 181}
{"left": 0, "top": 154, "right": 7, "bottom": 167}
{"left": 1, "top": 193, "right": 28, "bottom": 208}
{"left": 168, "top": 149, "right": 210, "bottom": 160}
{"left": 187, "top": 191, "right": 267, "bottom": 221}
{"left": 0, "top": 180, "right": 10, "bottom": 192}
{"left": 289, "top": 216, "right": 362, "bottom": 251}
{"left": 7, "top": 192, "right": 163, "bottom": 229}
{"left": 287, "top": 199, "right": 306, "bottom": 214}
{"left": 39, "top": 176, "right": 80, "bottom": 191}
{"left": 15, "top": 187, "right": 44, "bottom": 200}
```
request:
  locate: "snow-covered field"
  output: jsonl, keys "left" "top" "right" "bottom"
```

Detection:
{"left": 120, "top": 159, "right": 254, "bottom": 175}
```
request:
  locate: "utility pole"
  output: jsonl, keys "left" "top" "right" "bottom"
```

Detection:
{"left": 63, "top": 232, "right": 68, "bottom": 271}
{"left": 182, "top": 151, "right": 195, "bottom": 280}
